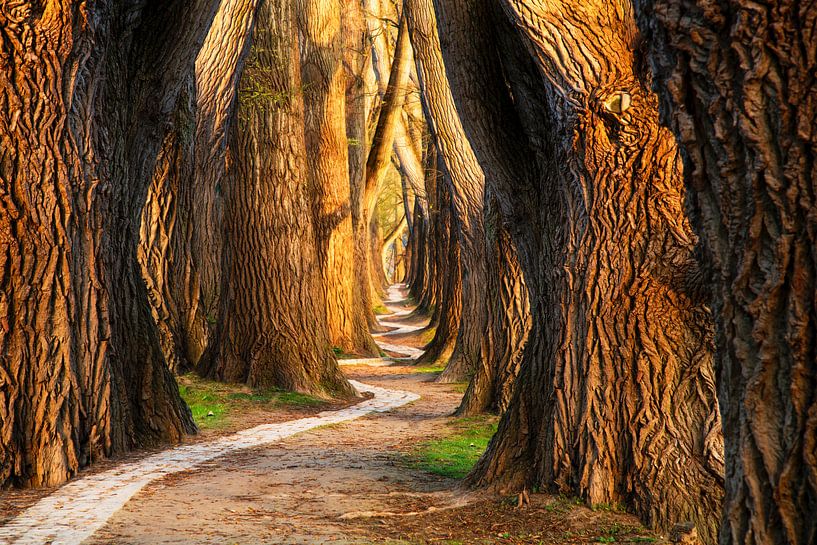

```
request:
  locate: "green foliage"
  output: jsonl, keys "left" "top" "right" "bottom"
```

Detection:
{"left": 178, "top": 374, "right": 324, "bottom": 430}
{"left": 407, "top": 416, "right": 499, "bottom": 479}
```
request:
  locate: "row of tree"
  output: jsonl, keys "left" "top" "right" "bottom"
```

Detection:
{"left": 1, "top": 1, "right": 815, "bottom": 545}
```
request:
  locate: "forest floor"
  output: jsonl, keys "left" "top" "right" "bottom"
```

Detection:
{"left": 0, "top": 286, "right": 662, "bottom": 545}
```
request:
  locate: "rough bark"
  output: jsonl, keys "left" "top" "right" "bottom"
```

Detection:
{"left": 199, "top": 0, "right": 353, "bottom": 397}
{"left": 0, "top": 0, "right": 219, "bottom": 488}
{"left": 138, "top": 74, "right": 198, "bottom": 374}
{"left": 457, "top": 198, "right": 530, "bottom": 415}
{"left": 429, "top": 0, "right": 724, "bottom": 540}
{"left": 633, "top": 2, "right": 817, "bottom": 544}
{"left": 345, "top": 0, "right": 386, "bottom": 332}
{"left": 298, "top": 0, "right": 379, "bottom": 355}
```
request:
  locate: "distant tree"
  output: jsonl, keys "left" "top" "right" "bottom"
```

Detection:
{"left": 298, "top": 0, "right": 379, "bottom": 356}
{"left": 406, "top": 0, "right": 530, "bottom": 414}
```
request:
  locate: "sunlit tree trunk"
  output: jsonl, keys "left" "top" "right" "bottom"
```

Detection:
{"left": 431, "top": 0, "right": 724, "bottom": 539}
{"left": 199, "top": 0, "right": 353, "bottom": 397}
{"left": 633, "top": 2, "right": 817, "bottom": 544}
{"left": 298, "top": 0, "right": 379, "bottom": 355}
{"left": 416, "top": 161, "right": 462, "bottom": 367}
{"left": 0, "top": 0, "right": 219, "bottom": 488}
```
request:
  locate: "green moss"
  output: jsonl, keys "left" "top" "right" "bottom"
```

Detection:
{"left": 372, "top": 304, "right": 390, "bottom": 315}
{"left": 407, "top": 416, "right": 499, "bottom": 479}
{"left": 178, "top": 374, "right": 324, "bottom": 430}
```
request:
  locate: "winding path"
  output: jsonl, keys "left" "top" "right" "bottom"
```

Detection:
{"left": 0, "top": 285, "right": 423, "bottom": 545}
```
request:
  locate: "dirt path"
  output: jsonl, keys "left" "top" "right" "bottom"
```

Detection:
{"left": 1, "top": 285, "right": 658, "bottom": 545}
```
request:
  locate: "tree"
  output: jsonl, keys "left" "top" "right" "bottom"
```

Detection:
{"left": 428, "top": 0, "right": 725, "bottom": 539}
{"left": 633, "top": 1, "right": 817, "bottom": 543}
{"left": 138, "top": 0, "right": 262, "bottom": 372}
{"left": 406, "top": 0, "right": 529, "bottom": 415}
{"left": 298, "top": 0, "right": 379, "bottom": 356}
{"left": 199, "top": 0, "right": 353, "bottom": 396}
{"left": 0, "top": 0, "right": 219, "bottom": 488}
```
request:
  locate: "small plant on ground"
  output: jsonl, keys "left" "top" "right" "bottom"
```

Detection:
{"left": 407, "top": 415, "right": 499, "bottom": 479}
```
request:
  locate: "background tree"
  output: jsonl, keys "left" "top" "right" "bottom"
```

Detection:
{"left": 138, "top": 0, "right": 261, "bottom": 373}
{"left": 406, "top": 0, "right": 529, "bottom": 415}
{"left": 633, "top": 1, "right": 817, "bottom": 543}
{"left": 427, "top": 0, "right": 725, "bottom": 539}
{"left": 298, "top": 0, "right": 379, "bottom": 356}
{"left": 0, "top": 0, "right": 219, "bottom": 488}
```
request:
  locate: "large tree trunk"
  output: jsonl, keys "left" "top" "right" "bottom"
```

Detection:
{"left": 633, "top": 2, "right": 817, "bottom": 544}
{"left": 298, "top": 0, "right": 379, "bottom": 356}
{"left": 0, "top": 0, "right": 219, "bottom": 488}
{"left": 428, "top": 0, "right": 725, "bottom": 540}
{"left": 199, "top": 0, "right": 353, "bottom": 397}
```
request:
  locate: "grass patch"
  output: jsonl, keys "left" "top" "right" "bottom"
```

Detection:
{"left": 178, "top": 374, "right": 324, "bottom": 430}
{"left": 412, "top": 365, "right": 446, "bottom": 375}
{"left": 451, "top": 383, "right": 469, "bottom": 393}
{"left": 408, "top": 415, "right": 499, "bottom": 479}
{"left": 373, "top": 304, "right": 390, "bottom": 315}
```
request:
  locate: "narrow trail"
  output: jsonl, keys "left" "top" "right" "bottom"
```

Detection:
{"left": 0, "top": 284, "right": 460, "bottom": 545}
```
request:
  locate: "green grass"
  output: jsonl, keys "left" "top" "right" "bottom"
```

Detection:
{"left": 408, "top": 416, "right": 499, "bottom": 479}
{"left": 178, "top": 374, "right": 325, "bottom": 429}
{"left": 372, "top": 304, "right": 390, "bottom": 315}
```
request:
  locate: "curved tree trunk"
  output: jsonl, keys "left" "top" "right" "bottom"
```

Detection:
{"left": 633, "top": 2, "right": 817, "bottom": 544}
{"left": 456, "top": 198, "right": 530, "bottom": 415}
{"left": 200, "top": 0, "right": 353, "bottom": 397}
{"left": 298, "top": 0, "right": 379, "bottom": 356}
{"left": 139, "top": 75, "right": 199, "bottom": 374}
{"left": 416, "top": 171, "right": 462, "bottom": 367}
{"left": 188, "top": 0, "right": 262, "bottom": 363}
{"left": 405, "top": 0, "right": 502, "bottom": 385}
{"left": 345, "top": 0, "right": 386, "bottom": 332}
{"left": 430, "top": 0, "right": 724, "bottom": 540}
{"left": 0, "top": 0, "right": 219, "bottom": 488}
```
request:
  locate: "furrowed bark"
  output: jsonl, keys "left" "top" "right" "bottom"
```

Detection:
{"left": 433, "top": 0, "right": 724, "bottom": 540}
{"left": 633, "top": 2, "right": 817, "bottom": 544}
{"left": 0, "top": 0, "right": 219, "bottom": 488}
{"left": 200, "top": 0, "right": 353, "bottom": 397}
{"left": 298, "top": 0, "right": 379, "bottom": 356}
{"left": 139, "top": 75, "right": 199, "bottom": 374}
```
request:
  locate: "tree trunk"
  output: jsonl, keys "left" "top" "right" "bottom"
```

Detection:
{"left": 456, "top": 197, "right": 530, "bottom": 415}
{"left": 406, "top": 0, "right": 506, "bottom": 385}
{"left": 416, "top": 168, "right": 462, "bottom": 367}
{"left": 430, "top": 0, "right": 724, "bottom": 540}
{"left": 139, "top": 74, "right": 199, "bottom": 374}
{"left": 633, "top": 2, "right": 817, "bottom": 544}
{"left": 0, "top": 0, "right": 219, "bottom": 488}
{"left": 187, "top": 0, "right": 262, "bottom": 364}
{"left": 199, "top": 0, "right": 353, "bottom": 397}
{"left": 345, "top": 0, "right": 386, "bottom": 332}
{"left": 298, "top": 0, "right": 379, "bottom": 356}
